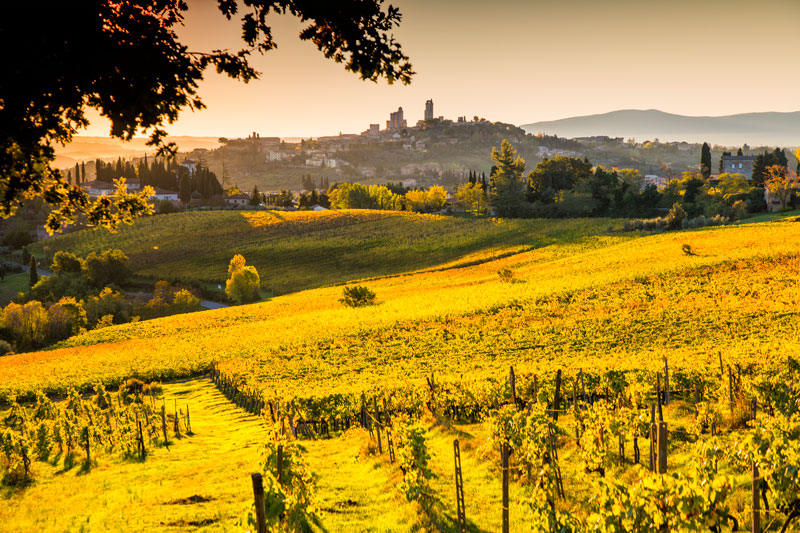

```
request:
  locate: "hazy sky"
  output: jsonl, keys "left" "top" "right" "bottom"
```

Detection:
{"left": 82, "top": 0, "right": 800, "bottom": 138}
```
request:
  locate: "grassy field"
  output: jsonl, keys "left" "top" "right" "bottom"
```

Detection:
{"left": 31, "top": 210, "right": 621, "bottom": 295}
{"left": 0, "top": 272, "right": 28, "bottom": 306}
{"left": 4, "top": 213, "right": 800, "bottom": 531}
{"left": 3, "top": 216, "right": 800, "bottom": 402}
{"left": 0, "top": 379, "right": 764, "bottom": 532}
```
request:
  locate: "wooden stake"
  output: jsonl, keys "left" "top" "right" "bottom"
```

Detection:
{"left": 728, "top": 365, "right": 734, "bottom": 412}
{"left": 656, "top": 374, "right": 664, "bottom": 422}
{"left": 656, "top": 422, "right": 668, "bottom": 474}
{"left": 752, "top": 462, "right": 761, "bottom": 533}
{"left": 509, "top": 366, "right": 517, "bottom": 408}
{"left": 251, "top": 473, "right": 267, "bottom": 533}
{"left": 579, "top": 369, "right": 586, "bottom": 401}
{"left": 454, "top": 439, "right": 466, "bottom": 533}
{"left": 501, "top": 442, "right": 509, "bottom": 533}
{"left": 664, "top": 358, "right": 670, "bottom": 406}
{"left": 277, "top": 444, "right": 284, "bottom": 487}
{"left": 552, "top": 370, "right": 562, "bottom": 421}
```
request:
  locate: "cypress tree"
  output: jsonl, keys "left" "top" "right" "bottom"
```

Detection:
{"left": 700, "top": 142, "right": 712, "bottom": 179}
{"left": 488, "top": 140, "right": 526, "bottom": 218}
{"left": 29, "top": 255, "right": 38, "bottom": 287}
{"left": 737, "top": 148, "right": 743, "bottom": 156}
{"left": 74, "top": 163, "right": 80, "bottom": 184}
{"left": 81, "top": 161, "right": 86, "bottom": 183}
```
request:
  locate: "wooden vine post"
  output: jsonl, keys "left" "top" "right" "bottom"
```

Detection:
{"left": 579, "top": 368, "right": 586, "bottom": 402}
{"left": 752, "top": 462, "right": 761, "bottom": 533}
{"left": 251, "top": 473, "right": 267, "bottom": 533}
{"left": 551, "top": 369, "right": 562, "bottom": 421}
{"left": 509, "top": 366, "right": 517, "bottom": 408}
{"left": 373, "top": 397, "right": 383, "bottom": 454}
{"left": 454, "top": 439, "right": 466, "bottom": 533}
{"left": 277, "top": 444, "right": 284, "bottom": 487}
{"left": 728, "top": 365, "right": 735, "bottom": 412}
{"left": 501, "top": 441, "right": 510, "bottom": 533}
{"left": 656, "top": 421, "right": 668, "bottom": 474}
{"left": 664, "top": 358, "right": 670, "bottom": 405}
{"left": 648, "top": 404, "right": 656, "bottom": 472}
{"left": 160, "top": 403, "right": 168, "bottom": 444}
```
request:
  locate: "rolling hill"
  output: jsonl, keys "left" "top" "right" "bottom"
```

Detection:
{"left": 4, "top": 213, "right": 800, "bottom": 531}
{"left": 521, "top": 109, "right": 800, "bottom": 146}
{"left": 31, "top": 210, "right": 617, "bottom": 295}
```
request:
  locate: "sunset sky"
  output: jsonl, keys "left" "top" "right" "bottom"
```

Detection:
{"left": 82, "top": 0, "right": 800, "bottom": 139}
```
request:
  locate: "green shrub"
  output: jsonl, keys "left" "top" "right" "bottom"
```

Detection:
{"left": 339, "top": 285, "right": 377, "bottom": 307}
{"left": 0, "top": 340, "right": 12, "bottom": 356}
{"left": 225, "top": 254, "right": 260, "bottom": 304}
{"left": 497, "top": 267, "right": 514, "bottom": 283}
{"left": 84, "top": 249, "right": 131, "bottom": 289}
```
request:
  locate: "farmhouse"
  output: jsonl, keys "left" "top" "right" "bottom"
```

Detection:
{"left": 81, "top": 180, "right": 117, "bottom": 197}
{"left": 720, "top": 155, "right": 755, "bottom": 180}
{"left": 151, "top": 187, "right": 179, "bottom": 201}
{"left": 225, "top": 193, "right": 250, "bottom": 206}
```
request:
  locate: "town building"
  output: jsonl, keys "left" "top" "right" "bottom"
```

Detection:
{"left": 81, "top": 180, "right": 116, "bottom": 197}
{"left": 424, "top": 99, "right": 434, "bottom": 120}
{"left": 644, "top": 175, "right": 669, "bottom": 189}
{"left": 225, "top": 193, "right": 250, "bottom": 206}
{"left": 151, "top": 187, "right": 179, "bottom": 201}
{"left": 386, "top": 107, "right": 407, "bottom": 130}
{"left": 180, "top": 159, "right": 196, "bottom": 175}
{"left": 720, "top": 155, "right": 756, "bottom": 179}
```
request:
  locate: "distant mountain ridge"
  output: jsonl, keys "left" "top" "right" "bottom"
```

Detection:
{"left": 521, "top": 109, "right": 800, "bottom": 147}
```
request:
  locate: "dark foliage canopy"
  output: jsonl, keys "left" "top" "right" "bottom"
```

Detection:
{"left": 1, "top": 1, "right": 412, "bottom": 232}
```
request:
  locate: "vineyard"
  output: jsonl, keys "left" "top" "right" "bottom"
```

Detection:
{"left": 3, "top": 214, "right": 800, "bottom": 530}
{"left": 30, "top": 210, "right": 618, "bottom": 295}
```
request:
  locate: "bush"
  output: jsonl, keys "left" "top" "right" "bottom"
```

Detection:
{"left": 30, "top": 271, "right": 91, "bottom": 302}
{"left": 84, "top": 287, "right": 131, "bottom": 327}
{"left": 340, "top": 285, "right": 377, "bottom": 307}
{"left": 497, "top": 267, "right": 514, "bottom": 283}
{"left": 0, "top": 340, "right": 12, "bottom": 356}
{"left": 172, "top": 289, "right": 200, "bottom": 312}
{"left": 51, "top": 251, "right": 84, "bottom": 274}
{"left": 225, "top": 254, "right": 260, "bottom": 304}
{"left": 84, "top": 249, "right": 131, "bottom": 289}
{"left": 158, "top": 199, "right": 178, "bottom": 214}
{"left": 666, "top": 202, "right": 688, "bottom": 229}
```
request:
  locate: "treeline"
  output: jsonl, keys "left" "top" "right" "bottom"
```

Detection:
{"left": 328, "top": 183, "right": 447, "bottom": 212}
{"left": 0, "top": 250, "right": 200, "bottom": 354}
{"left": 455, "top": 139, "right": 788, "bottom": 220}
{"left": 248, "top": 182, "right": 449, "bottom": 213}
{"left": 69, "top": 157, "right": 223, "bottom": 200}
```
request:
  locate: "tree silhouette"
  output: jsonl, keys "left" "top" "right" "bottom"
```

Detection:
{"left": 1, "top": 1, "right": 413, "bottom": 232}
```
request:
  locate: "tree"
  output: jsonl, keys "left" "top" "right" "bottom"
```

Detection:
{"left": 250, "top": 185, "right": 261, "bottom": 206}
{"left": 527, "top": 156, "right": 592, "bottom": 202}
{"left": 700, "top": 142, "right": 712, "bottom": 179}
{"left": 179, "top": 175, "right": 192, "bottom": 204}
{"left": 666, "top": 202, "right": 688, "bottom": 229}
{"left": 455, "top": 183, "right": 488, "bottom": 214}
{"left": 764, "top": 166, "right": 798, "bottom": 211}
{"left": 84, "top": 249, "right": 131, "bottom": 289}
{"left": 488, "top": 140, "right": 526, "bottom": 218}
{"left": 225, "top": 254, "right": 260, "bottom": 304}
{"left": 2, "top": 1, "right": 413, "bottom": 233}
{"left": 51, "top": 251, "right": 84, "bottom": 274}
{"left": 28, "top": 256, "right": 38, "bottom": 287}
